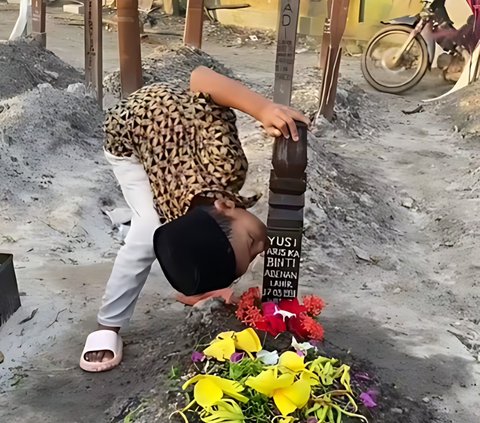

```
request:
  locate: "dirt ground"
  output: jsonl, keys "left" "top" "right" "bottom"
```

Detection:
{"left": 1, "top": 3, "right": 480, "bottom": 423}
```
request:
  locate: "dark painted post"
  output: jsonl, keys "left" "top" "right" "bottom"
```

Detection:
{"left": 117, "top": 0, "right": 144, "bottom": 97}
{"left": 318, "top": 0, "right": 350, "bottom": 121}
{"left": 31, "top": 0, "right": 46, "bottom": 47}
{"left": 84, "top": 0, "right": 103, "bottom": 106}
{"left": 184, "top": 0, "right": 204, "bottom": 49}
{"left": 0, "top": 254, "right": 21, "bottom": 327}
{"left": 262, "top": 0, "right": 306, "bottom": 302}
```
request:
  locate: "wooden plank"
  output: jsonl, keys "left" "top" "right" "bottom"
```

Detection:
{"left": 117, "top": 0, "right": 144, "bottom": 97}
{"left": 318, "top": 0, "right": 350, "bottom": 121}
{"left": 31, "top": 0, "right": 46, "bottom": 47}
{"left": 84, "top": 0, "right": 103, "bottom": 106}
{"left": 272, "top": 0, "right": 301, "bottom": 105}
{"left": 184, "top": 0, "right": 204, "bottom": 49}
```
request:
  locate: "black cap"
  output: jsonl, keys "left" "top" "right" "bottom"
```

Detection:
{"left": 153, "top": 208, "right": 237, "bottom": 296}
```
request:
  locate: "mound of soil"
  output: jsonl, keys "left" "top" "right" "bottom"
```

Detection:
{"left": 103, "top": 46, "right": 235, "bottom": 98}
{"left": 104, "top": 302, "right": 440, "bottom": 423}
{"left": 0, "top": 83, "right": 119, "bottom": 263}
{"left": 439, "top": 81, "right": 480, "bottom": 139}
{"left": 0, "top": 39, "right": 82, "bottom": 100}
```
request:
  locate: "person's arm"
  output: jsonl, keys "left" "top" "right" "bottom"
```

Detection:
{"left": 190, "top": 66, "right": 309, "bottom": 141}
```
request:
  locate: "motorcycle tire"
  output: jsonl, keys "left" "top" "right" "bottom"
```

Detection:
{"left": 361, "top": 25, "right": 430, "bottom": 94}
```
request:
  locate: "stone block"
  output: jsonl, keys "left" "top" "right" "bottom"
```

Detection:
{"left": 63, "top": 3, "right": 84, "bottom": 14}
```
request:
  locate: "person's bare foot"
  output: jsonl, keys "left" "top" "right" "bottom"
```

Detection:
{"left": 83, "top": 325, "right": 120, "bottom": 363}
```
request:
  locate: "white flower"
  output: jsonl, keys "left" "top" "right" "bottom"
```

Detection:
{"left": 273, "top": 307, "right": 296, "bottom": 321}
{"left": 291, "top": 336, "right": 316, "bottom": 354}
{"left": 257, "top": 349, "right": 279, "bottom": 365}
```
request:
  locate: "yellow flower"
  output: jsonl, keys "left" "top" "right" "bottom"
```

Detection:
{"left": 200, "top": 399, "right": 245, "bottom": 423}
{"left": 234, "top": 328, "right": 262, "bottom": 353}
{"left": 182, "top": 375, "right": 248, "bottom": 408}
{"left": 245, "top": 368, "right": 311, "bottom": 416}
{"left": 203, "top": 329, "right": 262, "bottom": 361}
{"left": 204, "top": 337, "right": 236, "bottom": 362}
{"left": 278, "top": 351, "right": 306, "bottom": 373}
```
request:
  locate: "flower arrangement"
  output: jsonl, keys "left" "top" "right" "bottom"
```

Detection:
{"left": 236, "top": 287, "right": 325, "bottom": 341}
{"left": 173, "top": 328, "right": 368, "bottom": 423}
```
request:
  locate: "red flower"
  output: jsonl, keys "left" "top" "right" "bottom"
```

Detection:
{"left": 303, "top": 295, "right": 325, "bottom": 317}
{"left": 257, "top": 302, "right": 287, "bottom": 337}
{"left": 278, "top": 298, "right": 307, "bottom": 316}
{"left": 287, "top": 316, "right": 310, "bottom": 340}
{"left": 300, "top": 314, "right": 325, "bottom": 341}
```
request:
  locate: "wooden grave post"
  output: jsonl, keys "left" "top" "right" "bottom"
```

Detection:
{"left": 184, "top": 0, "right": 204, "bottom": 49}
{"left": 318, "top": 0, "right": 350, "bottom": 121}
{"left": 31, "top": 0, "right": 46, "bottom": 47}
{"left": 84, "top": 0, "right": 103, "bottom": 106}
{"left": 318, "top": 0, "right": 332, "bottom": 70}
{"left": 262, "top": 0, "right": 307, "bottom": 302}
{"left": 117, "top": 0, "right": 144, "bottom": 98}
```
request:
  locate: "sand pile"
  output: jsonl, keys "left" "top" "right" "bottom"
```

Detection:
{"left": 103, "top": 46, "right": 235, "bottom": 97}
{"left": 440, "top": 80, "right": 480, "bottom": 139}
{"left": 0, "top": 39, "right": 82, "bottom": 100}
{"left": 0, "top": 82, "right": 121, "bottom": 264}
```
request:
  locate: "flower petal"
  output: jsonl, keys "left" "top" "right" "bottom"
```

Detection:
{"left": 245, "top": 368, "right": 277, "bottom": 397}
{"left": 359, "top": 391, "right": 377, "bottom": 408}
{"left": 274, "top": 380, "right": 310, "bottom": 416}
{"left": 182, "top": 374, "right": 203, "bottom": 390}
{"left": 191, "top": 351, "right": 206, "bottom": 363}
{"left": 262, "top": 302, "right": 278, "bottom": 317}
{"left": 234, "top": 328, "right": 262, "bottom": 353}
{"left": 291, "top": 336, "right": 316, "bottom": 354}
{"left": 273, "top": 391, "right": 297, "bottom": 416}
{"left": 245, "top": 368, "right": 294, "bottom": 397}
{"left": 212, "top": 376, "right": 249, "bottom": 403}
{"left": 204, "top": 338, "right": 236, "bottom": 362}
{"left": 202, "top": 399, "right": 245, "bottom": 423}
{"left": 215, "top": 331, "right": 236, "bottom": 341}
{"left": 194, "top": 378, "right": 223, "bottom": 408}
{"left": 257, "top": 349, "right": 279, "bottom": 365}
{"left": 230, "top": 352, "right": 245, "bottom": 363}
{"left": 279, "top": 351, "right": 306, "bottom": 373}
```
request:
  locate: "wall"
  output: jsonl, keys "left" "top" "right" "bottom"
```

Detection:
{"left": 213, "top": 0, "right": 472, "bottom": 42}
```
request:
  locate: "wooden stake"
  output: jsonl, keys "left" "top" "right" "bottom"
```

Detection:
{"left": 117, "top": 0, "right": 144, "bottom": 97}
{"left": 84, "top": 0, "right": 103, "bottom": 106}
{"left": 184, "top": 0, "right": 204, "bottom": 49}
{"left": 31, "top": 0, "right": 46, "bottom": 47}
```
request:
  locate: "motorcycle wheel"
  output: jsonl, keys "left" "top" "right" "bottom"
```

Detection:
{"left": 361, "top": 25, "right": 429, "bottom": 94}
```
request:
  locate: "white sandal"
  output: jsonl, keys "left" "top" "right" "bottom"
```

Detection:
{"left": 79, "top": 330, "right": 123, "bottom": 372}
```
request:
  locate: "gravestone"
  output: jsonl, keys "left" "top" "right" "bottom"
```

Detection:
{"left": 262, "top": 0, "right": 307, "bottom": 302}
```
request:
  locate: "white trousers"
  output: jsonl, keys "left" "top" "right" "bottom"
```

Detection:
{"left": 97, "top": 150, "right": 161, "bottom": 328}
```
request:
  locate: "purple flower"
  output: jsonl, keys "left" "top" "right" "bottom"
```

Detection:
{"left": 296, "top": 350, "right": 305, "bottom": 357}
{"left": 191, "top": 351, "right": 206, "bottom": 363}
{"left": 307, "top": 418, "right": 319, "bottom": 423}
{"left": 359, "top": 390, "right": 378, "bottom": 408}
{"left": 230, "top": 352, "right": 245, "bottom": 363}
{"left": 354, "top": 372, "right": 372, "bottom": 382}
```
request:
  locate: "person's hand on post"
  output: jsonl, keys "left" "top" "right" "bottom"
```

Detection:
{"left": 258, "top": 102, "right": 310, "bottom": 141}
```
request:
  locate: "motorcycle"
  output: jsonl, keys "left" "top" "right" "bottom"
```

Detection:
{"left": 361, "top": 0, "right": 480, "bottom": 94}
